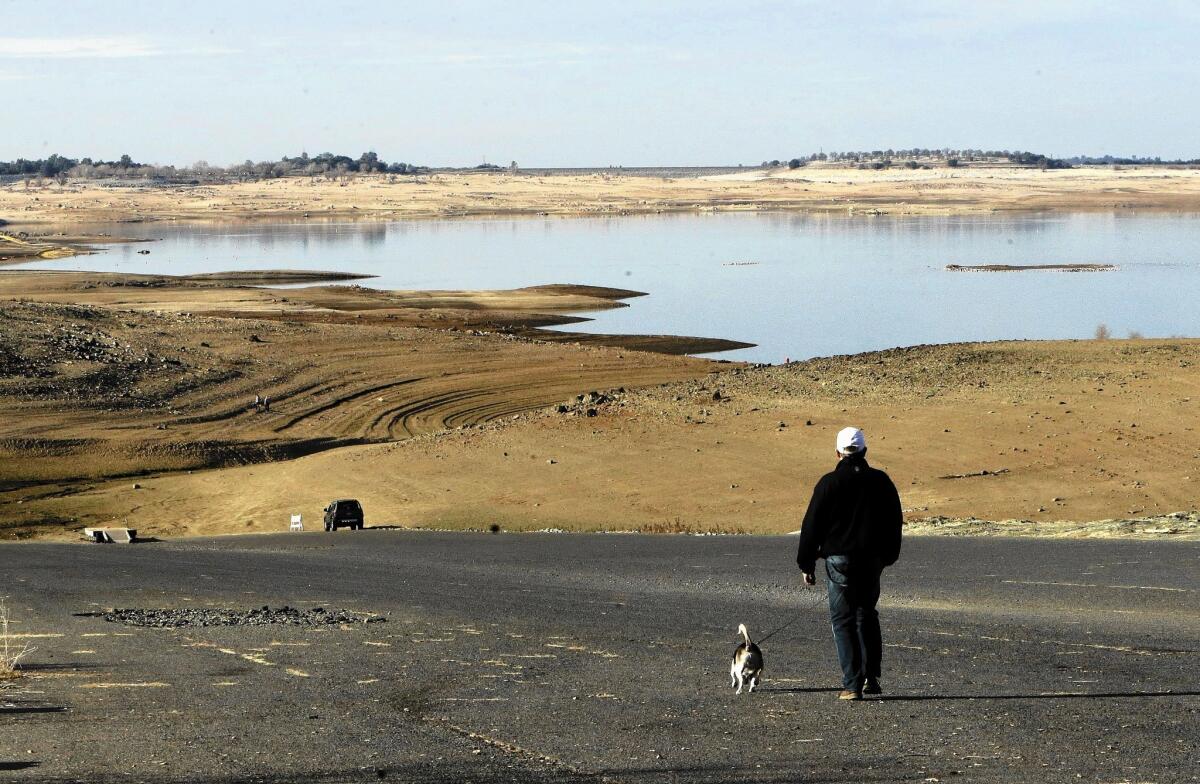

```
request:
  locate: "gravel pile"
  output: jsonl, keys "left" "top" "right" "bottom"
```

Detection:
{"left": 97, "top": 605, "right": 385, "bottom": 628}
{"left": 0, "top": 302, "right": 193, "bottom": 403}
{"left": 554, "top": 388, "right": 625, "bottom": 416}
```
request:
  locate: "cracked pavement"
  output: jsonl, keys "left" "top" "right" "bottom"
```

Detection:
{"left": 1, "top": 531, "right": 1197, "bottom": 783}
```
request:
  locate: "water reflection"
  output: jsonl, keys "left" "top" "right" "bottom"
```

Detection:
{"left": 22, "top": 212, "right": 1200, "bottom": 362}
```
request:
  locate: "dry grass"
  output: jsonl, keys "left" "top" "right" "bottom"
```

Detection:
{"left": 0, "top": 600, "right": 34, "bottom": 682}
{"left": 633, "top": 521, "right": 749, "bottom": 535}
{"left": 6, "top": 167, "right": 1200, "bottom": 226}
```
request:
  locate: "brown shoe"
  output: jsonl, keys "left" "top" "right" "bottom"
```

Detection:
{"left": 838, "top": 689, "right": 863, "bottom": 701}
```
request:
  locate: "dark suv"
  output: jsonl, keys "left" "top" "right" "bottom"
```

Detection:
{"left": 323, "top": 499, "right": 364, "bottom": 531}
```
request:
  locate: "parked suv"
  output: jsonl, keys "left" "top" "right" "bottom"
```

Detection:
{"left": 323, "top": 499, "right": 364, "bottom": 531}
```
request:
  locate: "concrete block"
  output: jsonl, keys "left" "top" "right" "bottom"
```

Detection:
{"left": 82, "top": 527, "right": 138, "bottom": 544}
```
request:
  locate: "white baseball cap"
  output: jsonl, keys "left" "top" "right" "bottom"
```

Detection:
{"left": 836, "top": 427, "right": 867, "bottom": 455}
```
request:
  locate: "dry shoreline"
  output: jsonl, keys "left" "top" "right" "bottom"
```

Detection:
{"left": 2, "top": 168, "right": 1200, "bottom": 542}
{"left": 1, "top": 267, "right": 1198, "bottom": 541}
{"left": 4, "top": 165, "right": 1200, "bottom": 230}
{"left": 0, "top": 269, "right": 735, "bottom": 535}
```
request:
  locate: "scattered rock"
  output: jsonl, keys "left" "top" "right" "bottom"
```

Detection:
{"left": 939, "top": 468, "right": 1009, "bottom": 480}
{"left": 554, "top": 388, "right": 623, "bottom": 417}
{"left": 91, "top": 605, "right": 385, "bottom": 628}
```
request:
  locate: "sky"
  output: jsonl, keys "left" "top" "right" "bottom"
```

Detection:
{"left": 2, "top": 0, "right": 1198, "bottom": 167}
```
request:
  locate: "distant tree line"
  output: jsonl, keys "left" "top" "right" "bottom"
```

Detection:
{"left": 1004, "top": 151, "right": 1070, "bottom": 169}
{"left": 275, "top": 151, "right": 425, "bottom": 175}
{"left": 764, "top": 148, "right": 1200, "bottom": 171}
{"left": 0, "top": 151, "right": 428, "bottom": 183}
{"left": 0, "top": 153, "right": 141, "bottom": 177}
{"left": 763, "top": 149, "right": 1075, "bottom": 170}
{"left": 1063, "top": 154, "right": 1200, "bottom": 166}
{"left": 6, "top": 150, "right": 1198, "bottom": 182}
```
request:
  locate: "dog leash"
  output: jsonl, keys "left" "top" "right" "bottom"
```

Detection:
{"left": 755, "top": 586, "right": 828, "bottom": 646}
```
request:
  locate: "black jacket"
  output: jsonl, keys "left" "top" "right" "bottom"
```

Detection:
{"left": 796, "top": 453, "right": 903, "bottom": 574}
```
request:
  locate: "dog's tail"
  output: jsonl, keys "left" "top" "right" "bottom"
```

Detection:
{"left": 737, "top": 623, "right": 752, "bottom": 645}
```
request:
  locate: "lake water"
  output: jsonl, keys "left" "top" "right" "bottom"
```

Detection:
{"left": 20, "top": 212, "right": 1200, "bottom": 363}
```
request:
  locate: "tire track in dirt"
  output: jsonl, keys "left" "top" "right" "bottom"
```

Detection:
{"left": 0, "top": 295, "right": 722, "bottom": 536}
{"left": 385, "top": 388, "right": 492, "bottom": 438}
{"left": 271, "top": 378, "right": 425, "bottom": 433}
{"left": 171, "top": 377, "right": 329, "bottom": 426}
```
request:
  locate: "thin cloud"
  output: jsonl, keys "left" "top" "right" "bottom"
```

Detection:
{"left": 0, "top": 36, "right": 160, "bottom": 58}
{"left": 0, "top": 36, "right": 237, "bottom": 59}
{"left": 887, "top": 0, "right": 1126, "bottom": 38}
{"left": 356, "top": 41, "right": 688, "bottom": 70}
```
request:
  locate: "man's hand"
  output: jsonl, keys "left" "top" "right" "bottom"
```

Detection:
{"left": 801, "top": 571, "right": 816, "bottom": 587}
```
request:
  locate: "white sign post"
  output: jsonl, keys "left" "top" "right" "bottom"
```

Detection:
{"left": 289, "top": 513, "right": 303, "bottom": 531}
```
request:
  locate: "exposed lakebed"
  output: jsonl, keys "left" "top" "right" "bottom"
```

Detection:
{"left": 20, "top": 211, "right": 1200, "bottom": 362}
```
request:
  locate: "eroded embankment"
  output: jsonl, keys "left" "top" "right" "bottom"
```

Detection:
{"left": 0, "top": 230, "right": 95, "bottom": 261}
{"left": 0, "top": 271, "right": 731, "bottom": 537}
{"left": 6, "top": 319, "right": 1200, "bottom": 540}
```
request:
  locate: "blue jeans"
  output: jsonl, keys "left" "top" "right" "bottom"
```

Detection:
{"left": 825, "top": 554, "right": 884, "bottom": 690}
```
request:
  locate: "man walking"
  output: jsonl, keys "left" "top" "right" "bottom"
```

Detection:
{"left": 797, "top": 427, "right": 903, "bottom": 700}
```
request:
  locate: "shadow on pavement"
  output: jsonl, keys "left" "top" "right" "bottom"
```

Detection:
{"left": 757, "top": 686, "right": 841, "bottom": 694}
{"left": 595, "top": 765, "right": 901, "bottom": 783}
{"left": 878, "top": 690, "right": 1200, "bottom": 702}
{"left": 0, "top": 760, "right": 902, "bottom": 784}
{"left": 18, "top": 662, "right": 105, "bottom": 672}
{"left": 0, "top": 705, "right": 68, "bottom": 715}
